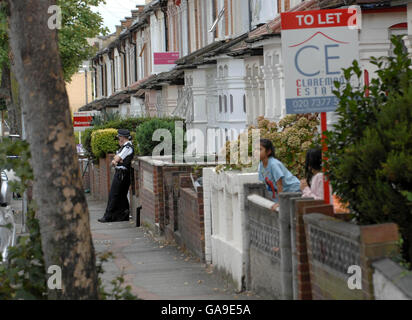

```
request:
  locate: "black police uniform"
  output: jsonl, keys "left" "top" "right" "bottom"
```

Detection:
{"left": 98, "top": 131, "right": 134, "bottom": 223}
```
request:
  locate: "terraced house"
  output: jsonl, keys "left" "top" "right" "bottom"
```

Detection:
{"left": 80, "top": 0, "right": 412, "bottom": 154}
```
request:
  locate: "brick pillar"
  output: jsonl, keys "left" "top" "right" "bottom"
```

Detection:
{"left": 197, "top": 186, "right": 205, "bottom": 259}
{"left": 284, "top": 0, "right": 290, "bottom": 11}
{"left": 291, "top": 199, "right": 334, "bottom": 300}
{"left": 299, "top": 203, "right": 334, "bottom": 299}
{"left": 224, "top": 0, "right": 229, "bottom": 36}
{"left": 360, "top": 223, "right": 399, "bottom": 300}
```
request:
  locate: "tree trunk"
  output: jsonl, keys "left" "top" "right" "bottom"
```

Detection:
{"left": 6, "top": 0, "right": 99, "bottom": 299}
{"left": 0, "top": 63, "right": 22, "bottom": 135}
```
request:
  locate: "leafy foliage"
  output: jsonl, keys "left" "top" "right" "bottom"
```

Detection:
{"left": 0, "top": 2, "right": 9, "bottom": 68}
{"left": 216, "top": 114, "right": 320, "bottom": 178}
{"left": 0, "top": 208, "right": 47, "bottom": 300}
{"left": 89, "top": 127, "right": 139, "bottom": 159}
{"left": 90, "top": 110, "right": 122, "bottom": 127}
{"left": 83, "top": 116, "right": 185, "bottom": 158}
{"left": 82, "top": 117, "right": 156, "bottom": 157}
{"left": 135, "top": 118, "right": 185, "bottom": 157}
{"left": 0, "top": 137, "right": 33, "bottom": 195}
{"left": 0, "top": 139, "right": 45, "bottom": 300}
{"left": 0, "top": 138, "right": 139, "bottom": 299}
{"left": 326, "top": 36, "right": 412, "bottom": 265}
{"left": 96, "top": 252, "right": 138, "bottom": 300}
{"left": 91, "top": 128, "right": 118, "bottom": 159}
{"left": 57, "top": 0, "right": 109, "bottom": 82}
{"left": 0, "top": 0, "right": 108, "bottom": 82}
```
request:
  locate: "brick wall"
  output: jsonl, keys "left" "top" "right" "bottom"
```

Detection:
{"left": 99, "top": 154, "right": 114, "bottom": 202}
{"left": 89, "top": 154, "right": 115, "bottom": 201}
{"left": 139, "top": 159, "right": 160, "bottom": 229}
{"left": 291, "top": 199, "right": 334, "bottom": 300}
{"left": 177, "top": 185, "right": 205, "bottom": 260}
{"left": 90, "top": 162, "right": 100, "bottom": 200}
{"left": 303, "top": 213, "right": 399, "bottom": 300}
{"left": 78, "top": 158, "right": 91, "bottom": 191}
{"left": 163, "top": 171, "right": 192, "bottom": 241}
{"left": 129, "top": 162, "right": 140, "bottom": 223}
{"left": 138, "top": 157, "right": 195, "bottom": 234}
{"left": 360, "top": 223, "right": 400, "bottom": 300}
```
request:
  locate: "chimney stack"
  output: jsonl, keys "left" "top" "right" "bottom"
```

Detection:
{"left": 115, "top": 25, "right": 123, "bottom": 36}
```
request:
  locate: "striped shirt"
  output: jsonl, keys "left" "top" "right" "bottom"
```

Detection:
{"left": 115, "top": 141, "right": 133, "bottom": 170}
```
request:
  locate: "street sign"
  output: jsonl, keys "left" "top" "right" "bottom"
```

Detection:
{"left": 153, "top": 52, "right": 179, "bottom": 74}
{"left": 73, "top": 111, "right": 100, "bottom": 132}
{"left": 281, "top": 9, "right": 359, "bottom": 114}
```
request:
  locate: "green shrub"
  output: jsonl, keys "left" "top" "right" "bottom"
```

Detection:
{"left": 326, "top": 35, "right": 412, "bottom": 266}
{"left": 91, "top": 110, "right": 122, "bottom": 127}
{"left": 82, "top": 128, "right": 94, "bottom": 157}
{"left": 135, "top": 118, "right": 185, "bottom": 156}
{"left": 91, "top": 129, "right": 118, "bottom": 159}
{"left": 82, "top": 117, "right": 183, "bottom": 158}
{"left": 130, "top": 131, "right": 139, "bottom": 155}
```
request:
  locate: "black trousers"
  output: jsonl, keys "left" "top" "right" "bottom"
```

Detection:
{"left": 104, "top": 169, "right": 131, "bottom": 221}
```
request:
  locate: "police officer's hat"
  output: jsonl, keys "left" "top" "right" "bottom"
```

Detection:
{"left": 117, "top": 129, "right": 131, "bottom": 139}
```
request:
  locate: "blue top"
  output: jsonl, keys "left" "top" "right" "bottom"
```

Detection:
{"left": 258, "top": 157, "right": 301, "bottom": 200}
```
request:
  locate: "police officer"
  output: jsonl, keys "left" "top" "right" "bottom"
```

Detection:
{"left": 98, "top": 129, "right": 134, "bottom": 223}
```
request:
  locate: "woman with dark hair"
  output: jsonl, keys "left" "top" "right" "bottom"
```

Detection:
{"left": 258, "top": 139, "right": 300, "bottom": 211}
{"left": 301, "top": 148, "right": 331, "bottom": 200}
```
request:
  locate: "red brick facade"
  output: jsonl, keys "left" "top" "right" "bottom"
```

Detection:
{"left": 88, "top": 154, "right": 115, "bottom": 201}
{"left": 298, "top": 202, "right": 334, "bottom": 299}
{"left": 137, "top": 158, "right": 194, "bottom": 234}
{"left": 178, "top": 186, "right": 205, "bottom": 260}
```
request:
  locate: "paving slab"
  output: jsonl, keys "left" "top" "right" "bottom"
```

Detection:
{"left": 88, "top": 196, "right": 262, "bottom": 300}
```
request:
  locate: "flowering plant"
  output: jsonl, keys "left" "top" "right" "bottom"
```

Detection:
{"left": 216, "top": 114, "right": 320, "bottom": 179}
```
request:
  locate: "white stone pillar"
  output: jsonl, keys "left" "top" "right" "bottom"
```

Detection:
{"left": 276, "top": 63, "right": 286, "bottom": 121}
{"left": 191, "top": 68, "right": 208, "bottom": 155}
{"left": 262, "top": 64, "right": 274, "bottom": 120}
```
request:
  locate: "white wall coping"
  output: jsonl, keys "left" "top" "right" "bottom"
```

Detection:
{"left": 247, "top": 194, "right": 275, "bottom": 210}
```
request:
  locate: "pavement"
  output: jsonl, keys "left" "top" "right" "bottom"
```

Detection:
{"left": 89, "top": 196, "right": 262, "bottom": 300}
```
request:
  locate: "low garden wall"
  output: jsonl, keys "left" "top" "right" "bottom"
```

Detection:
{"left": 178, "top": 186, "right": 205, "bottom": 260}
{"left": 163, "top": 171, "right": 193, "bottom": 242}
{"left": 372, "top": 258, "right": 412, "bottom": 300}
{"left": 90, "top": 161, "right": 99, "bottom": 200}
{"left": 85, "top": 154, "right": 410, "bottom": 300}
{"left": 303, "top": 213, "right": 399, "bottom": 300}
{"left": 243, "top": 192, "right": 329, "bottom": 300}
{"left": 136, "top": 156, "right": 194, "bottom": 234}
{"left": 202, "top": 168, "right": 260, "bottom": 291}
{"left": 130, "top": 156, "right": 212, "bottom": 262}
{"left": 78, "top": 158, "right": 90, "bottom": 191}
{"left": 244, "top": 193, "right": 283, "bottom": 299}
{"left": 288, "top": 197, "right": 335, "bottom": 300}
{"left": 88, "top": 154, "right": 115, "bottom": 202}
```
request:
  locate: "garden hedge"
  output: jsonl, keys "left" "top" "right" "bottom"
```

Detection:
{"left": 91, "top": 129, "right": 118, "bottom": 159}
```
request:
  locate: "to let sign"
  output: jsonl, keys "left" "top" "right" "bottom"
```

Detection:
{"left": 281, "top": 9, "right": 359, "bottom": 114}
{"left": 153, "top": 52, "right": 179, "bottom": 73}
{"left": 73, "top": 111, "right": 100, "bottom": 131}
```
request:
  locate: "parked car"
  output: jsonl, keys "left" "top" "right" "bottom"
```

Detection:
{"left": 0, "top": 169, "right": 17, "bottom": 262}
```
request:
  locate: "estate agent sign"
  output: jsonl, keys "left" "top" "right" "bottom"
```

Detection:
{"left": 281, "top": 9, "right": 359, "bottom": 114}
